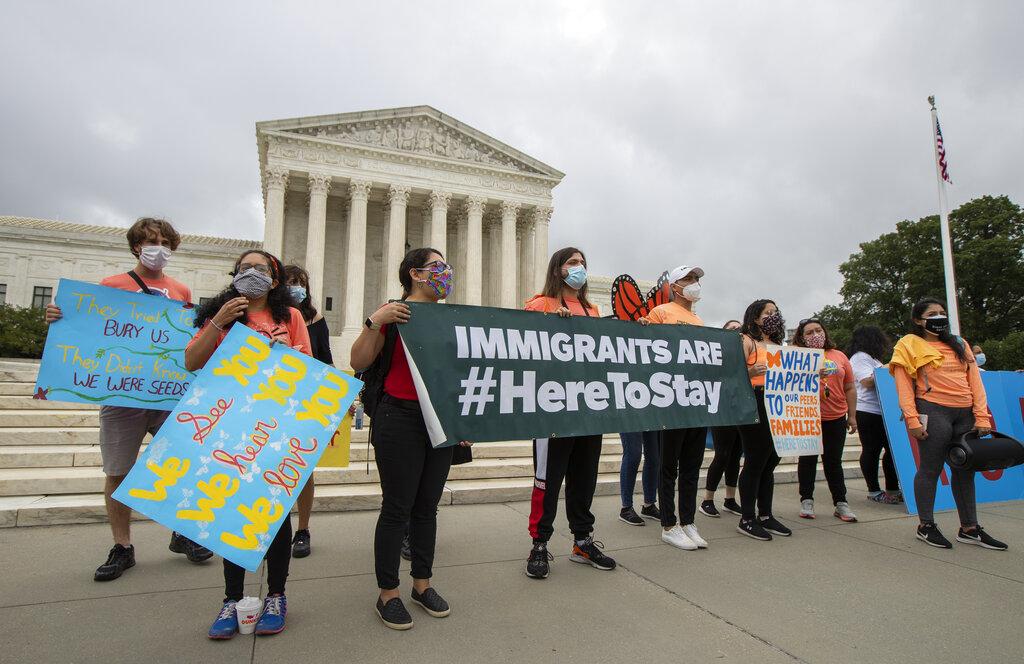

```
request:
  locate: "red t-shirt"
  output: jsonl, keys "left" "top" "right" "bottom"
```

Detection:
{"left": 100, "top": 272, "right": 192, "bottom": 303}
{"left": 188, "top": 307, "right": 312, "bottom": 357}
{"left": 381, "top": 324, "right": 417, "bottom": 400}
{"left": 820, "top": 349, "right": 855, "bottom": 421}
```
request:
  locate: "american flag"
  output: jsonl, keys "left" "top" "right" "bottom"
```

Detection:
{"left": 935, "top": 116, "right": 952, "bottom": 184}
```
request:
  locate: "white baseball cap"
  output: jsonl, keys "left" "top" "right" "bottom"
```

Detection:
{"left": 668, "top": 265, "right": 705, "bottom": 284}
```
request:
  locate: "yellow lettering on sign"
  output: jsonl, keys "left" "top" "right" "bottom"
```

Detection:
{"left": 296, "top": 373, "right": 350, "bottom": 426}
{"left": 176, "top": 473, "right": 239, "bottom": 521}
{"left": 128, "top": 457, "right": 190, "bottom": 501}
{"left": 253, "top": 353, "right": 308, "bottom": 405}
{"left": 221, "top": 498, "right": 283, "bottom": 550}
{"left": 212, "top": 335, "right": 270, "bottom": 386}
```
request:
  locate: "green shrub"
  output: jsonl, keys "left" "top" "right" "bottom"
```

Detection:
{"left": 0, "top": 305, "right": 49, "bottom": 359}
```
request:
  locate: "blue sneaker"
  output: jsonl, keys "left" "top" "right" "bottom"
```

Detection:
{"left": 208, "top": 601, "right": 239, "bottom": 640}
{"left": 254, "top": 594, "right": 287, "bottom": 635}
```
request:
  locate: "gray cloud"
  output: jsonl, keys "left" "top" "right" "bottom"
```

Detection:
{"left": 2, "top": 1, "right": 1021, "bottom": 326}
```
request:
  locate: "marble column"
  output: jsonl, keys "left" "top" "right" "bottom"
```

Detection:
{"left": 532, "top": 206, "right": 552, "bottom": 293}
{"left": 263, "top": 166, "right": 289, "bottom": 257}
{"left": 383, "top": 184, "right": 410, "bottom": 302}
{"left": 452, "top": 207, "right": 468, "bottom": 304}
{"left": 420, "top": 202, "right": 432, "bottom": 248}
{"left": 428, "top": 190, "right": 451, "bottom": 256}
{"left": 485, "top": 213, "right": 501, "bottom": 306}
{"left": 464, "top": 196, "right": 485, "bottom": 305}
{"left": 343, "top": 179, "right": 372, "bottom": 335}
{"left": 499, "top": 200, "right": 520, "bottom": 308}
{"left": 304, "top": 172, "right": 332, "bottom": 309}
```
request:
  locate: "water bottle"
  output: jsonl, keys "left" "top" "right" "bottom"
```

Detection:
{"left": 354, "top": 402, "right": 364, "bottom": 430}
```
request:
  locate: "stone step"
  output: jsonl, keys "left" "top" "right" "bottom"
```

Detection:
{"left": 0, "top": 395, "right": 100, "bottom": 411}
{"left": 0, "top": 410, "right": 101, "bottom": 428}
{"left": 0, "top": 427, "right": 102, "bottom": 446}
{"left": 0, "top": 382, "right": 37, "bottom": 396}
{"left": 0, "top": 371, "right": 40, "bottom": 383}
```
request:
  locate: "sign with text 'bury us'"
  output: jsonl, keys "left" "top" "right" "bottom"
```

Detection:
{"left": 112, "top": 324, "right": 362, "bottom": 571}
{"left": 34, "top": 279, "right": 196, "bottom": 409}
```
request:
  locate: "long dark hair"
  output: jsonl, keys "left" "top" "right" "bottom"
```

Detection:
{"left": 540, "top": 246, "right": 594, "bottom": 310}
{"left": 792, "top": 318, "right": 837, "bottom": 351}
{"left": 911, "top": 297, "right": 967, "bottom": 363}
{"left": 848, "top": 325, "right": 892, "bottom": 363}
{"left": 193, "top": 250, "right": 293, "bottom": 329}
{"left": 283, "top": 264, "right": 318, "bottom": 323}
{"left": 399, "top": 247, "right": 444, "bottom": 300}
{"left": 741, "top": 299, "right": 784, "bottom": 344}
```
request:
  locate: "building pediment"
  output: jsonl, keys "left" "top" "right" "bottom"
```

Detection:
{"left": 257, "top": 106, "right": 563, "bottom": 180}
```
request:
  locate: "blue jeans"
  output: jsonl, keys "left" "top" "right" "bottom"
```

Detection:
{"left": 619, "top": 431, "right": 660, "bottom": 508}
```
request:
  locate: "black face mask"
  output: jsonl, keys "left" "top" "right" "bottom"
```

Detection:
{"left": 924, "top": 316, "right": 949, "bottom": 334}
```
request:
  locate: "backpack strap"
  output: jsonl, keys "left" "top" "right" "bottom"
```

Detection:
{"left": 126, "top": 271, "right": 154, "bottom": 295}
{"left": 364, "top": 323, "right": 400, "bottom": 473}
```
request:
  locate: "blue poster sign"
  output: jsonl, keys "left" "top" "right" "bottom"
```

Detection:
{"left": 34, "top": 278, "right": 196, "bottom": 409}
{"left": 112, "top": 324, "right": 362, "bottom": 571}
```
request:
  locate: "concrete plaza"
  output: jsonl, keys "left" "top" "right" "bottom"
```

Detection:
{"left": 2, "top": 482, "right": 1022, "bottom": 664}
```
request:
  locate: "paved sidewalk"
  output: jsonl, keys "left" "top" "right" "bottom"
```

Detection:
{"left": 2, "top": 482, "right": 1022, "bottom": 664}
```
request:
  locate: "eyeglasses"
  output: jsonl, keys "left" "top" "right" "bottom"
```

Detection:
{"left": 238, "top": 263, "right": 273, "bottom": 275}
{"left": 416, "top": 261, "right": 453, "bottom": 274}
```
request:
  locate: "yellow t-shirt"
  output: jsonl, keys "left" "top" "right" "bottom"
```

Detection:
{"left": 647, "top": 301, "right": 703, "bottom": 326}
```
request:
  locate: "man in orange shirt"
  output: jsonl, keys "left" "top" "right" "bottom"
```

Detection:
{"left": 642, "top": 265, "right": 710, "bottom": 551}
{"left": 45, "top": 217, "right": 213, "bottom": 580}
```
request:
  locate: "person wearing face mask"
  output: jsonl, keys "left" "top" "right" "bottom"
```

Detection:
{"left": 44, "top": 217, "right": 214, "bottom": 581}
{"left": 639, "top": 266, "right": 710, "bottom": 551}
{"left": 792, "top": 319, "right": 858, "bottom": 522}
{"left": 282, "top": 265, "right": 335, "bottom": 559}
{"left": 351, "top": 248, "right": 470, "bottom": 631}
{"left": 187, "top": 250, "right": 312, "bottom": 639}
{"left": 735, "top": 300, "right": 793, "bottom": 541}
{"left": 523, "top": 247, "right": 617, "bottom": 579}
{"left": 701, "top": 320, "right": 744, "bottom": 518}
{"left": 971, "top": 344, "right": 987, "bottom": 371}
{"left": 889, "top": 298, "right": 1007, "bottom": 550}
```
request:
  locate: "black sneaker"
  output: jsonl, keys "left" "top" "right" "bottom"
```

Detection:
{"left": 570, "top": 536, "right": 617, "bottom": 571}
{"left": 292, "top": 529, "right": 311, "bottom": 558}
{"left": 411, "top": 587, "right": 451, "bottom": 618}
{"left": 169, "top": 532, "right": 213, "bottom": 563}
{"left": 916, "top": 522, "right": 952, "bottom": 549}
{"left": 400, "top": 534, "right": 412, "bottom": 562}
{"left": 759, "top": 515, "right": 792, "bottom": 537}
{"left": 526, "top": 542, "right": 552, "bottom": 579}
{"left": 736, "top": 518, "right": 773, "bottom": 541}
{"left": 640, "top": 503, "right": 661, "bottom": 521}
{"left": 619, "top": 506, "right": 645, "bottom": 526}
{"left": 699, "top": 500, "right": 720, "bottom": 518}
{"left": 722, "top": 498, "right": 742, "bottom": 516}
{"left": 376, "top": 597, "right": 413, "bottom": 630}
{"left": 94, "top": 544, "right": 135, "bottom": 581}
{"left": 957, "top": 526, "right": 1008, "bottom": 551}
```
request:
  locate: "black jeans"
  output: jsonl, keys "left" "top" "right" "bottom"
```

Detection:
{"left": 658, "top": 427, "right": 707, "bottom": 527}
{"left": 914, "top": 400, "right": 977, "bottom": 525}
{"left": 798, "top": 416, "right": 848, "bottom": 504}
{"left": 706, "top": 426, "right": 742, "bottom": 492}
{"left": 529, "top": 435, "right": 603, "bottom": 542}
{"left": 224, "top": 514, "right": 292, "bottom": 602}
{"left": 372, "top": 399, "right": 454, "bottom": 590}
{"left": 737, "top": 391, "right": 781, "bottom": 520}
{"left": 856, "top": 410, "right": 899, "bottom": 493}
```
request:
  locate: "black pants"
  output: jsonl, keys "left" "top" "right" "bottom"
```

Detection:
{"left": 737, "top": 391, "right": 781, "bottom": 520}
{"left": 659, "top": 427, "right": 707, "bottom": 527}
{"left": 224, "top": 514, "right": 292, "bottom": 602}
{"left": 914, "top": 400, "right": 977, "bottom": 525}
{"left": 529, "top": 435, "right": 603, "bottom": 542}
{"left": 798, "top": 416, "right": 849, "bottom": 504}
{"left": 372, "top": 399, "right": 454, "bottom": 590}
{"left": 706, "top": 426, "right": 742, "bottom": 491}
{"left": 856, "top": 410, "right": 899, "bottom": 493}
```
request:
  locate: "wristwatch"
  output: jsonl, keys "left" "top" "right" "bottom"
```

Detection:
{"left": 364, "top": 317, "right": 380, "bottom": 331}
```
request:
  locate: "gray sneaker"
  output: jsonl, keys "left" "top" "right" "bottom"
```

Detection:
{"left": 834, "top": 501, "right": 858, "bottom": 522}
{"left": 799, "top": 499, "right": 815, "bottom": 519}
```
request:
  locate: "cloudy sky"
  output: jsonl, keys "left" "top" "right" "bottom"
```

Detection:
{"left": 2, "top": 1, "right": 1022, "bottom": 325}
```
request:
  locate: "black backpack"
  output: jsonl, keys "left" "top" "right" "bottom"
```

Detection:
{"left": 356, "top": 323, "right": 399, "bottom": 419}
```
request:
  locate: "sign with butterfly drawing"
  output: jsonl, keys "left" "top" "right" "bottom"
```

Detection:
{"left": 763, "top": 345, "right": 824, "bottom": 456}
{"left": 112, "top": 323, "right": 362, "bottom": 571}
{"left": 610, "top": 272, "right": 671, "bottom": 321}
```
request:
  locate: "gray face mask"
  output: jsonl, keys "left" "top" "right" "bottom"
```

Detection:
{"left": 232, "top": 268, "right": 274, "bottom": 298}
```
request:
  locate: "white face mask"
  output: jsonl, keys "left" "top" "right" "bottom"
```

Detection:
{"left": 674, "top": 282, "right": 702, "bottom": 303}
{"left": 139, "top": 246, "right": 172, "bottom": 270}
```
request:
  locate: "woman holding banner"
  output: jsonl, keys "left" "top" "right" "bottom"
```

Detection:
{"left": 524, "top": 247, "right": 617, "bottom": 579}
{"left": 351, "top": 247, "right": 466, "bottom": 631}
{"left": 848, "top": 326, "right": 902, "bottom": 504}
{"left": 186, "top": 249, "right": 312, "bottom": 639}
{"left": 891, "top": 298, "right": 1007, "bottom": 551}
{"left": 735, "top": 300, "right": 792, "bottom": 541}
{"left": 282, "top": 264, "right": 335, "bottom": 559}
{"left": 701, "top": 319, "right": 744, "bottom": 518}
{"left": 791, "top": 319, "right": 858, "bottom": 523}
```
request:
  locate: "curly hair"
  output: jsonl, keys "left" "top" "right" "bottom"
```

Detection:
{"left": 192, "top": 250, "right": 293, "bottom": 329}
{"left": 126, "top": 217, "right": 181, "bottom": 256}
{"left": 792, "top": 318, "right": 837, "bottom": 351}
{"left": 740, "top": 299, "right": 784, "bottom": 345}
{"left": 848, "top": 325, "right": 893, "bottom": 363}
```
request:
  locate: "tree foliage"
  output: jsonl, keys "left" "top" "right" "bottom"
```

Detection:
{"left": 0, "top": 305, "right": 49, "bottom": 359}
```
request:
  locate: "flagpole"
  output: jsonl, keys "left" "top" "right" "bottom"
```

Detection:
{"left": 929, "top": 95, "right": 961, "bottom": 335}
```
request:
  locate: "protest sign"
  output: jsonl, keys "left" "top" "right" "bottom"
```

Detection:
{"left": 763, "top": 344, "right": 824, "bottom": 456}
{"left": 318, "top": 415, "right": 352, "bottom": 468}
{"left": 397, "top": 303, "right": 759, "bottom": 447}
{"left": 113, "top": 324, "right": 362, "bottom": 571}
{"left": 34, "top": 279, "right": 196, "bottom": 410}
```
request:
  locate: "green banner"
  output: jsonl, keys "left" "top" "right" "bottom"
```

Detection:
{"left": 398, "top": 303, "right": 759, "bottom": 446}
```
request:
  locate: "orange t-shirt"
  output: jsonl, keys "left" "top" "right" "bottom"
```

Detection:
{"left": 188, "top": 307, "right": 312, "bottom": 357}
{"left": 746, "top": 339, "right": 767, "bottom": 388}
{"left": 523, "top": 294, "right": 600, "bottom": 317}
{"left": 820, "top": 349, "right": 855, "bottom": 421}
{"left": 647, "top": 301, "right": 703, "bottom": 326}
{"left": 100, "top": 272, "right": 192, "bottom": 303}
{"left": 893, "top": 340, "right": 989, "bottom": 429}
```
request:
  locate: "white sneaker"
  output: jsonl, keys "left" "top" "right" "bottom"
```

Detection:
{"left": 799, "top": 499, "right": 815, "bottom": 519}
{"left": 834, "top": 501, "right": 858, "bottom": 522}
{"left": 681, "top": 524, "right": 708, "bottom": 549}
{"left": 661, "top": 525, "right": 697, "bottom": 551}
